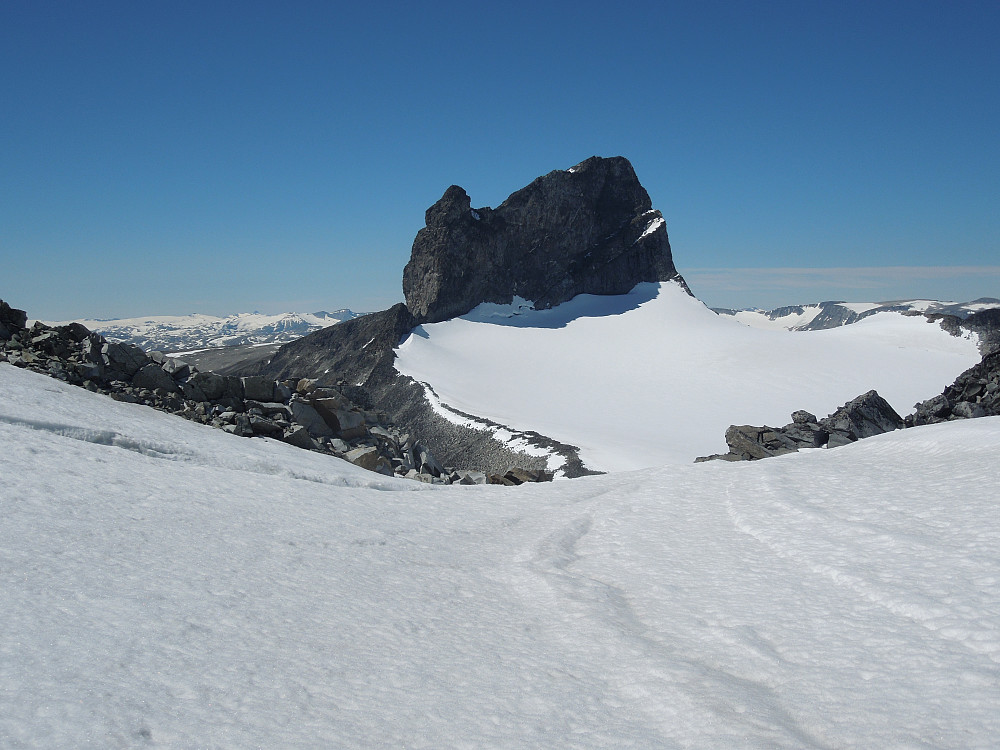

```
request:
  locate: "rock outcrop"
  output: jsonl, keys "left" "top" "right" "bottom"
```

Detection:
{"left": 402, "top": 156, "right": 688, "bottom": 324}
{"left": 929, "top": 307, "right": 1000, "bottom": 357}
{"left": 701, "top": 350, "right": 1000, "bottom": 463}
{"left": 699, "top": 391, "right": 905, "bottom": 462}
{"left": 908, "top": 349, "right": 1000, "bottom": 425}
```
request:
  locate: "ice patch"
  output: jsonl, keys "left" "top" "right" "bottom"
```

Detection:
{"left": 636, "top": 216, "right": 664, "bottom": 241}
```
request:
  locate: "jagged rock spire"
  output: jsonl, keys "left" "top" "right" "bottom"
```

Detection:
{"left": 402, "top": 156, "right": 688, "bottom": 324}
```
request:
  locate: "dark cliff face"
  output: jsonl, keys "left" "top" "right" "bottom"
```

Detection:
{"left": 402, "top": 156, "right": 688, "bottom": 324}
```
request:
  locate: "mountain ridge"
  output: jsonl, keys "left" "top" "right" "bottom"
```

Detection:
{"left": 42, "top": 309, "right": 362, "bottom": 353}
{"left": 713, "top": 298, "right": 1000, "bottom": 332}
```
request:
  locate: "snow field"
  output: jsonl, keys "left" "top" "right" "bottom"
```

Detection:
{"left": 395, "top": 281, "right": 982, "bottom": 471}
{"left": 1, "top": 363, "right": 998, "bottom": 748}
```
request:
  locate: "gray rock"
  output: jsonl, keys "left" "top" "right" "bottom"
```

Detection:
{"left": 289, "top": 400, "right": 335, "bottom": 438}
{"left": 104, "top": 342, "right": 150, "bottom": 376}
{"left": 221, "top": 375, "right": 245, "bottom": 402}
{"left": 505, "top": 467, "right": 552, "bottom": 483}
{"left": 704, "top": 390, "right": 901, "bottom": 462}
{"left": 345, "top": 446, "right": 381, "bottom": 471}
{"left": 162, "top": 357, "right": 191, "bottom": 380}
{"left": 907, "top": 350, "right": 1000, "bottom": 425}
{"left": 455, "top": 470, "right": 488, "bottom": 485}
{"left": 723, "top": 425, "right": 796, "bottom": 461}
{"left": 296, "top": 378, "right": 318, "bottom": 394}
{"left": 188, "top": 371, "right": 226, "bottom": 401}
{"left": 781, "top": 423, "right": 828, "bottom": 448}
{"left": 826, "top": 432, "right": 854, "bottom": 448}
{"left": 951, "top": 401, "right": 986, "bottom": 419}
{"left": 181, "top": 381, "right": 208, "bottom": 402}
{"left": 415, "top": 442, "right": 445, "bottom": 477}
{"left": 246, "top": 401, "right": 291, "bottom": 418}
{"left": 819, "top": 390, "right": 904, "bottom": 440}
{"left": 241, "top": 376, "right": 276, "bottom": 402}
{"left": 132, "top": 363, "right": 180, "bottom": 393}
{"left": 308, "top": 396, "right": 350, "bottom": 431}
{"left": 334, "top": 409, "right": 367, "bottom": 439}
{"left": 281, "top": 426, "right": 318, "bottom": 450}
{"left": 249, "top": 414, "right": 283, "bottom": 436}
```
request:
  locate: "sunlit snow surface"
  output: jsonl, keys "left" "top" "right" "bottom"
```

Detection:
{"left": 395, "top": 282, "right": 981, "bottom": 470}
{"left": 2, "top": 363, "right": 999, "bottom": 748}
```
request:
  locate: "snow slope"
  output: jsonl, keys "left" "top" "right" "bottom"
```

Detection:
{"left": 43, "top": 310, "right": 360, "bottom": 352}
{"left": 2, "top": 363, "right": 998, "bottom": 748}
{"left": 395, "top": 281, "right": 981, "bottom": 471}
{"left": 730, "top": 305, "right": 825, "bottom": 330}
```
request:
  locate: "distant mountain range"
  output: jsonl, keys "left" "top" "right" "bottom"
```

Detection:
{"left": 43, "top": 310, "right": 363, "bottom": 353}
{"left": 712, "top": 298, "right": 1000, "bottom": 331}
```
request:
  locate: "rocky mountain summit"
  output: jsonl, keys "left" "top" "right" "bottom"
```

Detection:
{"left": 403, "top": 156, "right": 688, "bottom": 324}
{"left": 252, "top": 156, "right": 686, "bottom": 475}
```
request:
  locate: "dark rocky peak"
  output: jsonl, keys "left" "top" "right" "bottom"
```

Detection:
{"left": 425, "top": 184, "right": 478, "bottom": 226}
{"left": 403, "top": 156, "right": 688, "bottom": 324}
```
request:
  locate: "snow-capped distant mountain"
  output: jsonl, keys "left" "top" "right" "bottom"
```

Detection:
{"left": 713, "top": 298, "right": 1000, "bottom": 331}
{"left": 43, "top": 309, "right": 362, "bottom": 352}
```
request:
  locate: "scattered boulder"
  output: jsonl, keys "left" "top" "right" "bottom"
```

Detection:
{"left": 345, "top": 446, "right": 381, "bottom": 472}
{"left": 132, "top": 363, "right": 180, "bottom": 393}
{"left": 822, "top": 390, "right": 905, "bottom": 440}
{"left": 242, "top": 375, "right": 276, "bottom": 402}
{"left": 487, "top": 468, "right": 553, "bottom": 485}
{"left": 288, "top": 400, "right": 336, "bottom": 438}
{"left": 188, "top": 370, "right": 226, "bottom": 401}
{"left": 104, "top": 342, "right": 150, "bottom": 377}
{"left": 281, "top": 425, "right": 318, "bottom": 451}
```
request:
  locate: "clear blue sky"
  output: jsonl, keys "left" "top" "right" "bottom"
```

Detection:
{"left": 3, "top": 0, "right": 998, "bottom": 319}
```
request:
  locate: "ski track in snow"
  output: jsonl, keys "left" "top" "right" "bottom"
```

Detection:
{"left": 724, "top": 442, "right": 1000, "bottom": 665}
{"left": 2, "top": 363, "right": 999, "bottom": 747}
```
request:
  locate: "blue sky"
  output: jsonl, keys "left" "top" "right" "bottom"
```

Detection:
{"left": 3, "top": 1, "right": 998, "bottom": 319}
